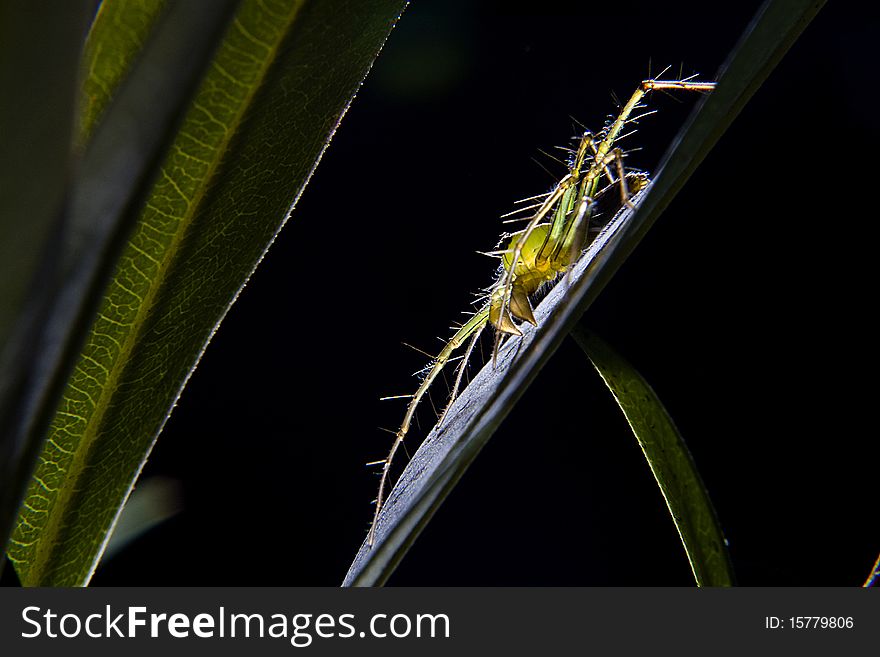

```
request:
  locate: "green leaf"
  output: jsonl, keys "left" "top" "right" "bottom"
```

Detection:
{"left": 0, "top": 3, "right": 91, "bottom": 563}
{"left": 343, "top": 0, "right": 825, "bottom": 587}
{"left": 1, "top": 0, "right": 243, "bottom": 582}
{"left": 571, "top": 327, "right": 734, "bottom": 587}
{"left": 77, "top": 0, "right": 170, "bottom": 146}
{"left": 7, "top": 0, "right": 407, "bottom": 586}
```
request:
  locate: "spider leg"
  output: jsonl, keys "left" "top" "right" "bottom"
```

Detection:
{"left": 612, "top": 147, "right": 634, "bottom": 209}
{"left": 438, "top": 324, "right": 484, "bottom": 426}
{"left": 369, "top": 305, "right": 490, "bottom": 546}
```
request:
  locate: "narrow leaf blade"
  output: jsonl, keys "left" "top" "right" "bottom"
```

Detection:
{"left": 572, "top": 327, "right": 735, "bottom": 587}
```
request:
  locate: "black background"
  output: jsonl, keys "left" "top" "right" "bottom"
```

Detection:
{"left": 92, "top": 0, "right": 877, "bottom": 586}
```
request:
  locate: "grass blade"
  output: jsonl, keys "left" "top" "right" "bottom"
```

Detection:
{"left": 571, "top": 327, "right": 734, "bottom": 587}
{"left": 344, "top": 0, "right": 825, "bottom": 586}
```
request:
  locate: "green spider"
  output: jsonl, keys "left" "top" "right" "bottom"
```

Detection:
{"left": 367, "top": 76, "right": 715, "bottom": 546}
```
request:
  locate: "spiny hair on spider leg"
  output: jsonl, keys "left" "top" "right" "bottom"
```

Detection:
{"left": 527, "top": 149, "right": 558, "bottom": 175}
{"left": 568, "top": 113, "right": 589, "bottom": 132}
{"left": 614, "top": 128, "right": 641, "bottom": 145}
{"left": 410, "top": 350, "right": 463, "bottom": 382}
{"left": 627, "top": 109, "right": 659, "bottom": 124}
{"left": 609, "top": 89, "right": 622, "bottom": 108}
{"left": 413, "top": 363, "right": 435, "bottom": 378}
{"left": 553, "top": 144, "right": 577, "bottom": 156}
{"left": 400, "top": 341, "right": 434, "bottom": 358}
{"left": 599, "top": 101, "right": 645, "bottom": 135}
{"left": 535, "top": 147, "right": 568, "bottom": 168}
{"left": 514, "top": 190, "right": 553, "bottom": 204}
{"left": 500, "top": 202, "right": 546, "bottom": 219}
{"left": 498, "top": 228, "right": 516, "bottom": 239}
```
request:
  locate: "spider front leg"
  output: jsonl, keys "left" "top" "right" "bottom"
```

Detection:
{"left": 581, "top": 131, "right": 631, "bottom": 210}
